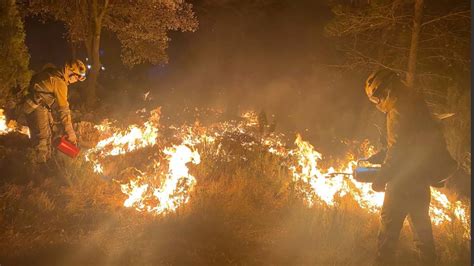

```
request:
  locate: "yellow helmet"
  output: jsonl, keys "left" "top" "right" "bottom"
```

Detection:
{"left": 365, "top": 69, "right": 398, "bottom": 104}
{"left": 65, "top": 59, "right": 87, "bottom": 82}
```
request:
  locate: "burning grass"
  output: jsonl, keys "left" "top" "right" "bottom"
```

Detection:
{"left": 0, "top": 108, "right": 470, "bottom": 265}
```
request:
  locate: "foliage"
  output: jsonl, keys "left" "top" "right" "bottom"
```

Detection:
{"left": 0, "top": 0, "right": 31, "bottom": 105}
{"left": 106, "top": 0, "right": 198, "bottom": 67}
{"left": 325, "top": 0, "right": 470, "bottom": 76}
{"left": 26, "top": 0, "right": 198, "bottom": 67}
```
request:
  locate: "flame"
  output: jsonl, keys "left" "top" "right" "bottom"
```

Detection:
{"left": 151, "top": 144, "right": 200, "bottom": 213}
{"left": 0, "top": 104, "right": 467, "bottom": 239}
{"left": 84, "top": 107, "right": 203, "bottom": 215}
{"left": 119, "top": 143, "right": 200, "bottom": 215}
{"left": 0, "top": 109, "right": 30, "bottom": 137}
{"left": 0, "top": 109, "right": 9, "bottom": 134}
{"left": 430, "top": 189, "right": 470, "bottom": 238}
{"left": 290, "top": 134, "right": 470, "bottom": 238}
{"left": 84, "top": 108, "right": 161, "bottom": 173}
{"left": 290, "top": 134, "right": 385, "bottom": 210}
{"left": 82, "top": 108, "right": 469, "bottom": 238}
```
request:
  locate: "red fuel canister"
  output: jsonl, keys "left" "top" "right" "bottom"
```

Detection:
{"left": 57, "top": 136, "right": 80, "bottom": 158}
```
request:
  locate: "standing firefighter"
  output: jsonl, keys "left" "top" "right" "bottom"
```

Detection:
{"left": 21, "top": 59, "right": 86, "bottom": 164}
{"left": 364, "top": 69, "right": 456, "bottom": 266}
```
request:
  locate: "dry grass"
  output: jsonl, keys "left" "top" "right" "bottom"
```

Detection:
{"left": 0, "top": 133, "right": 470, "bottom": 266}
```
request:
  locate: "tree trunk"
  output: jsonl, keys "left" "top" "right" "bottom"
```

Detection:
{"left": 86, "top": 0, "right": 109, "bottom": 108}
{"left": 85, "top": 26, "right": 101, "bottom": 108}
{"left": 70, "top": 42, "right": 77, "bottom": 59}
{"left": 85, "top": 1, "right": 104, "bottom": 108}
{"left": 406, "top": 0, "right": 424, "bottom": 88}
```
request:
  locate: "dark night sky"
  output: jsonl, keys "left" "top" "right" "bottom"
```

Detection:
{"left": 23, "top": 0, "right": 381, "bottom": 152}
{"left": 25, "top": 18, "right": 68, "bottom": 70}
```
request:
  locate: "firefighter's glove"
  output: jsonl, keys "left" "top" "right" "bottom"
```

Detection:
{"left": 67, "top": 131, "right": 77, "bottom": 145}
{"left": 371, "top": 179, "right": 386, "bottom": 192}
{"left": 58, "top": 106, "right": 76, "bottom": 144}
{"left": 367, "top": 149, "right": 386, "bottom": 164}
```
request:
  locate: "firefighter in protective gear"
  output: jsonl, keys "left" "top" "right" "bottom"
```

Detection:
{"left": 23, "top": 59, "right": 86, "bottom": 163}
{"left": 365, "top": 69, "right": 442, "bottom": 266}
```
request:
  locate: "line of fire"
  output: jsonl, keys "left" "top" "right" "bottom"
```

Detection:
{"left": 0, "top": 0, "right": 471, "bottom": 265}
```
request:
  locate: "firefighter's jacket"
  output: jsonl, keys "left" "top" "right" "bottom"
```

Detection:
{"left": 374, "top": 88, "right": 455, "bottom": 191}
{"left": 28, "top": 67, "right": 74, "bottom": 136}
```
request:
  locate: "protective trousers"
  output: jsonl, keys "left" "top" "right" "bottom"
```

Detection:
{"left": 374, "top": 184, "right": 435, "bottom": 266}
{"left": 27, "top": 105, "right": 53, "bottom": 163}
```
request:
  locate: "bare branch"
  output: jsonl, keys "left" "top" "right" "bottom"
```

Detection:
{"left": 422, "top": 10, "right": 470, "bottom": 27}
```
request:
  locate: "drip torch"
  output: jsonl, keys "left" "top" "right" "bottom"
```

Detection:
{"left": 325, "top": 159, "right": 381, "bottom": 183}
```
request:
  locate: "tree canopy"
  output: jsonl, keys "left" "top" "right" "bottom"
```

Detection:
{"left": 325, "top": 0, "right": 470, "bottom": 79}
{"left": 27, "top": 0, "right": 198, "bottom": 67}
{"left": 0, "top": 0, "right": 31, "bottom": 103}
{"left": 26, "top": 0, "right": 198, "bottom": 106}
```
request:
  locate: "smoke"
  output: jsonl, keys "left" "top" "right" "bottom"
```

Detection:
{"left": 77, "top": 0, "right": 386, "bottom": 156}
{"left": 123, "top": 1, "right": 379, "bottom": 147}
{"left": 22, "top": 0, "right": 385, "bottom": 149}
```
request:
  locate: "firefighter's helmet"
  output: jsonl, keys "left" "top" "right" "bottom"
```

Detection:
{"left": 65, "top": 59, "right": 87, "bottom": 82}
{"left": 365, "top": 69, "right": 397, "bottom": 104}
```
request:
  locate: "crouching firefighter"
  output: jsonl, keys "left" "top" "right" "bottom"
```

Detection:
{"left": 19, "top": 59, "right": 87, "bottom": 164}
{"left": 364, "top": 69, "right": 457, "bottom": 266}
